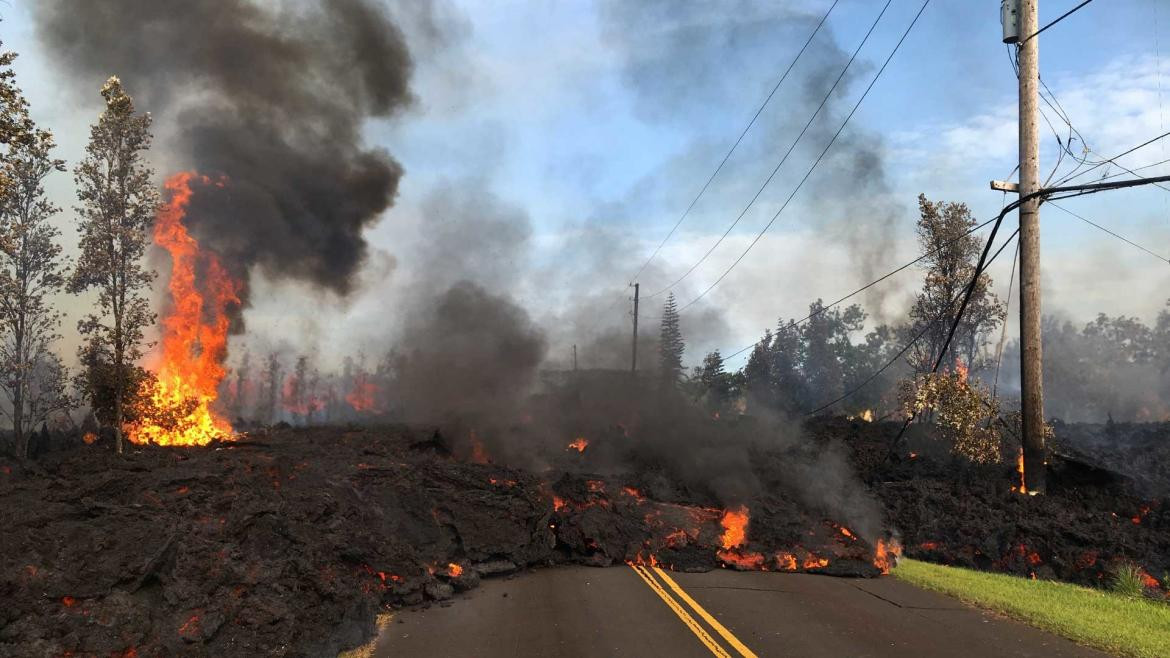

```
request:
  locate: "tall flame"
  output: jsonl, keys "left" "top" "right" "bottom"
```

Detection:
{"left": 128, "top": 172, "right": 239, "bottom": 446}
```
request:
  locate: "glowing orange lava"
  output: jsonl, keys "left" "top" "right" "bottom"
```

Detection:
{"left": 129, "top": 172, "right": 239, "bottom": 446}
{"left": 719, "top": 506, "right": 749, "bottom": 549}
{"left": 567, "top": 437, "right": 589, "bottom": 453}
{"left": 716, "top": 505, "right": 768, "bottom": 569}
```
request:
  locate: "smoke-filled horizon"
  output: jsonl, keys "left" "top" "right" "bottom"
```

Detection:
{"left": 13, "top": 0, "right": 1170, "bottom": 425}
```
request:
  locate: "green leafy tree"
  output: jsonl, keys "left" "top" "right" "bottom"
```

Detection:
{"left": 0, "top": 53, "right": 72, "bottom": 458}
{"left": 743, "top": 320, "right": 808, "bottom": 415}
{"left": 907, "top": 194, "right": 1005, "bottom": 373}
{"left": 694, "top": 349, "right": 735, "bottom": 415}
{"left": 841, "top": 324, "right": 903, "bottom": 414}
{"left": 658, "top": 292, "right": 685, "bottom": 388}
{"left": 67, "top": 77, "right": 159, "bottom": 454}
{"left": 0, "top": 127, "right": 72, "bottom": 457}
{"left": 0, "top": 41, "right": 36, "bottom": 198}
{"left": 802, "top": 300, "right": 865, "bottom": 412}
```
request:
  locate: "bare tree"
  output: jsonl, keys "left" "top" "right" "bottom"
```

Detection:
{"left": 232, "top": 350, "right": 251, "bottom": 419}
{"left": 0, "top": 127, "right": 72, "bottom": 458}
{"left": 265, "top": 353, "right": 281, "bottom": 423}
{"left": 67, "top": 77, "right": 159, "bottom": 454}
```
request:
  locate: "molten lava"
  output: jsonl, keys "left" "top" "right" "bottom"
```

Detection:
{"left": 129, "top": 173, "right": 240, "bottom": 446}
{"left": 567, "top": 437, "right": 589, "bottom": 453}
{"left": 719, "top": 506, "right": 749, "bottom": 549}
{"left": 716, "top": 505, "right": 768, "bottom": 569}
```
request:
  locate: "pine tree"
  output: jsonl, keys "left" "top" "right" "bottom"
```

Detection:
{"left": 658, "top": 292, "right": 685, "bottom": 387}
{"left": 695, "top": 350, "right": 733, "bottom": 414}
{"left": 68, "top": 77, "right": 159, "bottom": 454}
{"left": 0, "top": 122, "right": 71, "bottom": 458}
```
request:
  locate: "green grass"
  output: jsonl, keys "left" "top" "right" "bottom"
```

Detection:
{"left": 892, "top": 558, "right": 1170, "bottom": 658}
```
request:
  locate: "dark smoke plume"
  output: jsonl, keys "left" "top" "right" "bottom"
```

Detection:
{"left": 34, "top": 0, "right": 412, "bottom": 298}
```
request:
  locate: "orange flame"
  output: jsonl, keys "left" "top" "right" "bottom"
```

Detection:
{"left": 1132, "top": 506, "right": 1151, "bottom": 525}
{"left": 447, "top": 563, "right": 463, "bottom": 577}
{"left": 1011, "top": 449, "right": 1027, "bottom": 494}
{"left": 567, "top": 437, "right": 589, "bottom": 453}
{"left": 954, "top": 359, "right": 969, "bottom": 384}
{"left": 129, "top": 173, "right": 239, "bottom": 446}
{"left": 873, "top": 538, "right": 901, "bottom": 574}
{"left": 719, "top": 506, "right": 749, "bottom": 549}
{"left": 345, "top": 374, "right": 380, "bottom": 413}
{"left": 468, "top": 430, "right": 489, "bottom": 464}
{"left": 776, "top": 553, "right": 798, "bottom": 571}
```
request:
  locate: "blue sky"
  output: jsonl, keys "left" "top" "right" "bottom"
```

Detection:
{"left": 4, "top": 0, "right": 1170, "bottom": 369}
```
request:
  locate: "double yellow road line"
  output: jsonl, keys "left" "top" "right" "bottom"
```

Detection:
{"left": 628, "top": 564, "right": 758, "bottom": 658}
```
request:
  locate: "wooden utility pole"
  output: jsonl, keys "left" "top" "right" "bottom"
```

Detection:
{"left": 572, "top": 344, "right": 578, "bottom": 371}
{"left": 1017, "top": 0, "right": 1046, "bottom": 493}
{"left": 630, "top": 283, "right": 640, "bottom": 373}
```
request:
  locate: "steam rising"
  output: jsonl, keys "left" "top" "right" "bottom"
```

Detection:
{"left": 33, "top": 0, "right": 412, "bottom": 298}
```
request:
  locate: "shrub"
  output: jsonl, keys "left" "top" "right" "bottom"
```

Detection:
{"left": 899, "top": 363, "right": 1002, "bottom": 463}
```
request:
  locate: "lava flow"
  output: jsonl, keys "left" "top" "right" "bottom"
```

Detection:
{"left": 128, "top": 172, "right": 240, "bottom": 446}
{"left": 716, "top": 505, "right": 767, "bottom": 569}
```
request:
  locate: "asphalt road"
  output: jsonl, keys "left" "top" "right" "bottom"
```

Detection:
{"left": 370, "top": 565, "right": 1105, "bottom": 657}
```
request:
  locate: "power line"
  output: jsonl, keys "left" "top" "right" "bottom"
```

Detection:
{"left": 1057, "top": 130, "right": 1170, "bottom": 185}
{"left": 628, "top": 0, "right": 841, "bottom": 284}
{"left": 723, "top": 215, "right": 999, "bottom": 361}
{"left": 807, "top": 172, "right": 1170, "bottom": 414}
{"left": 1049, "top": 202, "right": 1170, "bottom": 263}
{"left": 806, "top": 228, "right": 1020, "bottom": 416}
{"left": 991, "top": 241, "right": 1019, "bottom": 400}
{"left": 675, "top": 0, "right": 932, "bottom": 313}
{"left": 1021, "top": 0, "right": 1094, "bottom": 44}
{"left": 724, "top": 172, "right": 1170, "bottom": 365}
{"left": 644, "top": 0, "right": 893, "bottom": 299}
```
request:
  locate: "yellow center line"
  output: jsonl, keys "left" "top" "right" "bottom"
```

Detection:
{"left": 628, "top": 564, "right": 732, "bottom": 658}
{"left": 652, "top": 566, "right": 759, "bottom": 658}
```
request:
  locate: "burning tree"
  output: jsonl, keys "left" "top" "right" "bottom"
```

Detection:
{"left": 900, "top": 363, "right": 1003, "bottom": 464}
{"left": 0, "top": 126, "right": 72, "bottom": 457}
{"left": 68, "top": 77, "right": 159, "bottom": 454}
